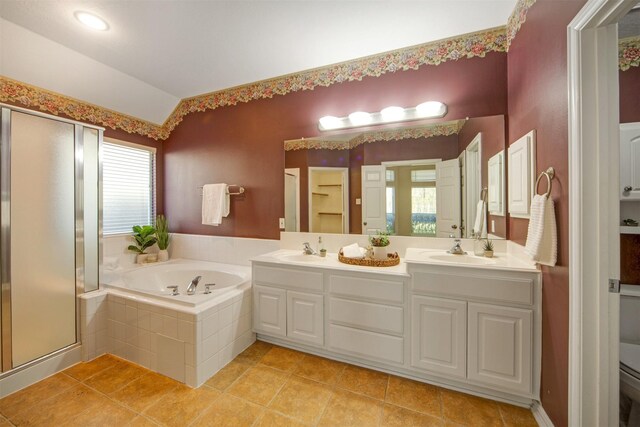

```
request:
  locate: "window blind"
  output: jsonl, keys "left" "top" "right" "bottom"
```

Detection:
{"left": 103, "top": 142, "right": 156, "bottom": 235}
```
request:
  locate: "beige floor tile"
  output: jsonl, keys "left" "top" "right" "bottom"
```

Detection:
{"left": 259, "top": 346, "right": 305, "bottom": 373}
{"left": 382, "top": 403, "right": 445, "bottom": 426}
{"left": 227, "top": 365, "right": 289, "bottom": 406}
{"left": 336, "top": 365, "right": 389, "bottom": 400}
{"left": 257, "top": 410, "right": 311, "bottom": 426}
{"left": 110, "top": 372, "right": 182, "bottom": 413}
{"left": 440, "top": 389, "right": 502, "bottom": 427}
{"left": 386, "top": 376, "right": 441, "bottom": 418}
{"left": 234, "top": 340, "right": 274, "bottom": 364}
{"left": 268, "top": 377, "right": 334, "bottom": 424}
{"left": 144, "top": 384, "right": 221, "bottom": 426}
{"left": 191, "top": 393, "right": 264, "bottom": 427}
{"left": 64, "top": 354, "right": 121, "bottom": 382}
{"left": 0, "top": 372, "right": 78, "bottom": 419}
{"left": 10, "top": 383, "right": 108, "bottom": 426}
{"left": 84, "top": 358, "right": 149, "bottom": 394}
{"left": 63, "top": 399, "right": 138, "bottom": 426}
{"left": 205, "top": 360, "right": 252, "bottom": 391}
{"left": 293, "top": 354, "right": 346, "bottom": 385}
{"left": 498, "top": 402, "right": 538, "bottom": 427}
{"left": 318, "top": 389, "right": 384, "bottom": 427}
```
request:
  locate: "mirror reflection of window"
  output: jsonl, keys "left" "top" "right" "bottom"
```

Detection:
{"left": 410, "top": 168, "right": 437, "bottom": 236}
{"left": 387, "top": 165, "right": 437, "bottom": 236}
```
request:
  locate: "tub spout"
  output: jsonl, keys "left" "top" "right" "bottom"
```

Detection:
{"left": 186, "top": 275, "right": 202, "bottom": 295}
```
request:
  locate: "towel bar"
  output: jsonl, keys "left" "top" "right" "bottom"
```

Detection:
{"left": 197, "top": 185, "right": 245, "bottom": 196}
{"left": 535, "top": 167, "right": 555, "bottom": 198}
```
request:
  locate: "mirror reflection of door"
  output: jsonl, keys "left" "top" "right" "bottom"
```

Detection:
{"left": 284, "top": 168, "right": 299, "bottom": 231}
{"left": 465, "top": 133, "right": 484, "bottom": 238}
{"left": 308, "top": 167, "right": 349, "bottom": 233}
{"left": 435, "top": 159, "right": 462, "bottom": 237}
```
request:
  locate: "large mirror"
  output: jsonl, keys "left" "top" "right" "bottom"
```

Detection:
{"left": 284, "top": 114, "right": 507, "bottom": 238}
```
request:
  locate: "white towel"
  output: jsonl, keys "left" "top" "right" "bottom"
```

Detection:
{"left": 524, "top": 194, "right": 557, "bottom": 266}
{"left": 473, "top": 200, "right": 487, "bottom": 237}
{"left": 202, "top": 184, "right": 229, "bottom": 226}
{"left": 342, "top": 243, "right": 364, "bottom": 259}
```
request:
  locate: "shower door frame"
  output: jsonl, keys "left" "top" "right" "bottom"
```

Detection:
{"left": 0, "top": 103, "right": 103, "bottom": 374}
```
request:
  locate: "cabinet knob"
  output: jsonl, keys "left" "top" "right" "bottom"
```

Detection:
{"left": 363, "top": 222, "right": 367, "bottom": 226}
{"left": 451, "top": 225, "right": 458, "bottom": 229}
{"left": 624, "top": 186, "right": 633, "bottom": 192}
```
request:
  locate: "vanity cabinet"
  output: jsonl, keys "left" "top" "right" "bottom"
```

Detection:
{"left": 252, "top": 265, "right": 324, "bottom": 346}
{"left": 408, "top": 263, "right": 541, "bottom": 399}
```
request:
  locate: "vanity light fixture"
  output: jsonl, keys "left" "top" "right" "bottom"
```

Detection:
{"left": 74, "top": 11, "right": 109, "bottom": 31}
{"left": 318, "top": 101, "right": 447, "bottom": 131}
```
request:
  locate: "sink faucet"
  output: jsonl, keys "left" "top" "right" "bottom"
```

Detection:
{"left": 186, "top": 275, "right": 202, "bottom": 295}
{"left": 302, "top": 242, "right": 317, "bottom": 255}
{"left": 447, "top": 234, "right": 466, "bottom": 255}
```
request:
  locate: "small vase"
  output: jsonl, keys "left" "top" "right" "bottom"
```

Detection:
{"left": 484, "top": 250, "right": 494, "bottom": 258}
{"left": 373, "top": 246, "right": 387, "bottom": 260}
{"left": 136, "top": 253, "right": 149, "bottom": 264}
{"left": 158, "top": 249, "right": 169, "bottom": 262}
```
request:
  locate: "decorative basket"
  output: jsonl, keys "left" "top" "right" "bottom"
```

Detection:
{"left": 338, "top": 250, "right": 400, "bottom": 267}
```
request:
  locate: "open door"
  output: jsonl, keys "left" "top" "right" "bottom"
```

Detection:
{"left": 361, "top": 165, "right": 386, "bottom": 234}
{"left": 436, "top": 159, "right": 461, "bottom": 237}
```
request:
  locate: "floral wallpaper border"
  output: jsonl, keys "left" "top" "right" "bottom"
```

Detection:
{"left": 620, "top": 36, "right": 640, "bottom": 71}
{"left": 0, "top": 76, "right": 168, "bottom": 140}
{"left": 284, "top": 120, "right": 466, "bottom": 151}
{"left": 506, "top": 0, "right": 537, "bottom": 48}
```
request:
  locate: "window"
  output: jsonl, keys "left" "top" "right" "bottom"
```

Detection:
{"left": 103, "top": 141, "right": 156, "bottom": 234}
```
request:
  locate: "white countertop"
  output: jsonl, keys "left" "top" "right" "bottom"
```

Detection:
{"left": 404, "top": 248, "right": 539, "bottom": 273}
{"left": 251, "top": 249, "right": 409, "bottom": 277}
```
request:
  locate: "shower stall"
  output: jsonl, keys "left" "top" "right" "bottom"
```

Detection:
{"left": 0, "top": 104, "right": 101, "bottom": 374}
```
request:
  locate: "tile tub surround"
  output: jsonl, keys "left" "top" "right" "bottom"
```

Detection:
{"left": 0, "top": 341, "right": 538, "bottom": 426}
{"left": 80, "top": 284, "right": 254, "bottom": 388}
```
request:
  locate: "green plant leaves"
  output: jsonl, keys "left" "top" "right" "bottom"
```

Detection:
{"left": 128, "top": 225, "right": 157, "bottom": 254}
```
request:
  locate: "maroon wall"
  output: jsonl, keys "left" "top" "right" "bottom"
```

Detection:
{"left": 507, "top": 1, "right": 586, "bottom": 425}
{"left": 620, "top": 66, "right": 640, "bottom": 124}
{"left": 362, "top": 135, "right": 459, "bottom": 165}
{"left": 458, "top": 115, "right": 508, "bottom": 238}
{"left": 164, "top": 52, "right": 508, "bottom": 239}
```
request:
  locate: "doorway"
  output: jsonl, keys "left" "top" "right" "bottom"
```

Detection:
{"left": 308, "top": 167, "right": 349, "bottom": 233}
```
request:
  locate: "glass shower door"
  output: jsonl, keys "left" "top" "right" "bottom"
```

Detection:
{"left": 7, "top": 111, "right": 77, "bottom": 367}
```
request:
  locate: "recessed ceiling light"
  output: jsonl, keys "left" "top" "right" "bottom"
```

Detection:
{"left": 74, "top": 11, "right": 109, "bottom": 31}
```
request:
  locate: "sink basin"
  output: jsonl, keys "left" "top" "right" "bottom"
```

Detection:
{"left": 278, "top": 254, "right": 326, "bottom": 263}
{"left": 424, "top": 253, "right": 496, "bottom": 265}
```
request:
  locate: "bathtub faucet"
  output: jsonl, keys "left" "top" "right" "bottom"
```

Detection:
{"left": 186, "top": 275, "right": 202, "bottom": 295}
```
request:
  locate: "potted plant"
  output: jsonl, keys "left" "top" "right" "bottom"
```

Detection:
{"left": 156, "top": 215, "right": 170, "bottom": 261}
{"left": 128, "top": 225, "right": 157, "bottom": 264}
{"left": 483, "top": 239, "right": 494, "bottom": 258}
{"left": 369, "top": 231, "right": 390, "bottom": 260}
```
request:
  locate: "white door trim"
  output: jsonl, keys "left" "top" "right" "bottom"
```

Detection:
{"left": 465, "top": 133, "right": 482, "bottom": 238}
{"left": 567, "top": 1, "right": 633, "bottom": 425}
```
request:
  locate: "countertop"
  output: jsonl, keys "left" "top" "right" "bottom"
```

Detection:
{"left": 404, "top": 248, "right": 539, "bottom": 273}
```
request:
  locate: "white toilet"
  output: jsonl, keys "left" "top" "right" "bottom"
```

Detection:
{"left": 620, "top": 285, "right": 640, "bottom": 426}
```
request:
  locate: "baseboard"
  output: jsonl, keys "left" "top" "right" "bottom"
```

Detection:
{"left": 532, "top": 401, "right": 555, "bottom": 427}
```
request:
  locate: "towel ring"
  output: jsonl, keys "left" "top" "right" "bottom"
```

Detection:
{"left": 535, "top": 167, "right": 555, "bottom": 199}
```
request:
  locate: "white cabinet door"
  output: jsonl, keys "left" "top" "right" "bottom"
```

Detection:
{"left": 253, "top": 285, "right": 287, "bottom": 337}
{"left": 435, "top": 159, "right": 462, "bottom": 237}
{"left": 468, "top": 302, "right": 533, "bottom": 395}
{"left": 620, "top": 123, "right": 640, "bottom": 200}
{"left": 508, "top": 131, "right": 535, "bottom": 218}
{"left": 287, "top": 291, "right": 324, "bottom": 346}
{"left": 411, "top": 296, "right": 467, "bottom": 378}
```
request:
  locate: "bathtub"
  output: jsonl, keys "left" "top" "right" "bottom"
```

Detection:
{"left": 92, "top": 258, "right": 255, "bottom": 387}
{"left": 105, "top": 258, "right": 251, "bottom": 307}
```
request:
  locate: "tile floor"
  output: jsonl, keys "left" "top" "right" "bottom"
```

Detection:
{"left": 0, "top": 341, "right": 538, "bottom": 426}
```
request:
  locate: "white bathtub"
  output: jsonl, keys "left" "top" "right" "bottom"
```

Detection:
{"left": 105, "top": 259, "right": 251, "bottom": 307}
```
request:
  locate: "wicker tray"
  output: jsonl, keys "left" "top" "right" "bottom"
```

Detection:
{"left": 338, "top": 250, "right": 400, "bottom": 267}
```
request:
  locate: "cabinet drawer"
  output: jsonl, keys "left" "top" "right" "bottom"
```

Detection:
{"left": 330, "top": 297, "right": 403, "bottom": 335}
{"left": 411, "top": 269, "right": 533, "bottom": 306}
{"left": 329, "top": 274, "right": 404, "bottom": 304}
{"left": 329, "top": 324, "right": 404, "bottom": 365}
{"left": 254, "top": 265, "right": 323, "bottom": 292}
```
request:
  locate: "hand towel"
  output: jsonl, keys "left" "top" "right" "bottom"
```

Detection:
{"left": 473, "top": 200, "right": 487, "bottom": 237}
{"left": 524, "top": 194, "right": 557, "bottom": 266}
{"left": 342, "top": 243, "right": 364, "bottom": 259}
{"left": 202, "top": 184, "right": 229, "bottom": 226}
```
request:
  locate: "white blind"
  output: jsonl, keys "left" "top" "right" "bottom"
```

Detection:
{"left": 103, "top": 142, "right": 156, "bottom": 235}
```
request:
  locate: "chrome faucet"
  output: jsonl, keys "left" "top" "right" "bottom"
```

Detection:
{"left": 302, "top": 242, "right": 317, "bottom": 255}
{"left": 447, "top": 234, "right": 466, "bottom": 255}
{"left": 186, "top": 275, "right": 202, "bottom": 295}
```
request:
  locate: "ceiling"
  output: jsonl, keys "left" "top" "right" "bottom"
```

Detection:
{"left": 0, "top": 1, "right": 517, "bottom": 124}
